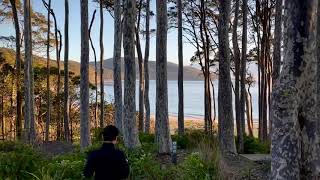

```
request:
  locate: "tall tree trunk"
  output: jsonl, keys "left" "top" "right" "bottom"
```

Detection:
{"left": 123, "top": 0, "right": 140, "bottom": 149}
{"left": 89, "top": 10, "right": 97, "bottom": 128}
{"left": 9, "top": 0, "right": 22, "bottom": 140}
{"left": 155, "top": 0, "right": 172, "bottom": 154}
{"left": 272, "top": 0, "right": 319, "bottom": 178}
{"left": 239, "top": 0, "right": 248, "bottom": 153}
{"left": 51, "top": 8, "right": 61, "bottom": 140}
{"left": 218, "top": 0, "right": 236, "bottom": 154}
{"left": 177, "top": 0, "right": 184, "bottom": 135}
{"left": 144, "top": 0, "right": 151, "bottom": 133}
{"left": 45, "top": 0, "right": 51, "bottom": 142}
{"left": 99, "top": 0, "right": 105, "bottom": 128}
{"left": 136, "top": 0, "right": 144, "bottom": 132}
{"left": 113, "top": 0, "right": 123, "bottom": 133}
{"left": 23, "top": 0, "right": 35, "bottom": 143}
{"left": 270, "top": 0, "right": 282, "bottom": 137}
{"left": 80, "top": 0, "right": 90, "bottom": 149}
{"left": 63, "top": 0, "right": 70, "bottom": 142}
{"left": 232, "top": 0, "right": 241, "bottom": 152}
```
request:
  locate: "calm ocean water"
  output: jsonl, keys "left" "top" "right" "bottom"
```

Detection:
{"left": 103, "top": 80, "right": 259, "bottom": 120}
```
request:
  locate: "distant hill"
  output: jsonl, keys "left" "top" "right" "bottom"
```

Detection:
{"left": 90, "top": 58, "right": 205, "bottom": 81}
{"left": 0, "top": 48, "right": 97, "bottom": 84}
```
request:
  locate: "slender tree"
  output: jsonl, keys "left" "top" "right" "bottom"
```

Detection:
{"left": 99, "top": 0, "right": 105, "bottom": 128}
{"left": 123, "top": 0, "right": 140, "bottom": 148}
{"left": 218, "top": 0, "right": 236, "bottom": 154}
{"left": 89, "top": 10, "right": 98, "bottom": 127}
{"left": 239, "top": 0, "right": 248, "bottom": 153}
{"left": 232, "top": 0, "right": 241, "bottom": 151}
{"left": 136, "top": 0, "right": 145, "bottom": 132}
{"left": 144, "top": 0, "right": 151, "bottom": 133}
{"left": 177, "top": 0, "right": 184, "bottom": 135}
{"left": 63, "top": 0, "right": 70, "bottom": 142}
{"left": 113, "top": 0, "right": 123, "bottom": 132}
{"left": 23, "top": 0, "right": 36, "bottom": 143}
{"left": 272, "top": 0, "right": 319, "bottom": 178}
{"left": 44, "top": 0, "right": 51, "bottom": 142}
{"left": 9, "top": 0, "right": 23, "bottom": 139}
{"left": 155, "top": 0, "right": 172, "bottom": 154}
{"left": 80, "top": 0, "right": 90, "bottom": 149}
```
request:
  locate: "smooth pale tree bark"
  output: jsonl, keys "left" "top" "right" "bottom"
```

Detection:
{"left": 218, "top": 0, "right": 236, "bottom": 154}
{"left": 9, "top": 0, "right": 22, "bottom": 140}
{"left": 55, "top": 13, "right": 62, "bottom": 141}
{"left": 63, "top": 0, "right": 70, "bottom": 142}
{"left": 144, "top": 0, "right": 151, "bottom": 133}
{"left": 80, "top": 0, "right": 90, "bottom": 149}
{"left": 155, "top": 0, "right": 172, "bottom": 154}
{"left": 177, "top": 0, "right": 184, "bottom": 136}
{"left": 271, "top": 0, "right": 320, "bottom": 178}
{"left": 232, "top": 0, "right": 241, "bottom": 152}
{"left": 45, "top": 0, "right": 51, "bottom": 142}
{"left": 123, "top": 0, "right": 140, "bottom": 149}
{"left": 270, "top": 0, "right": 282, "bottom": 136}
{"left": 23, "top": 0, "right": 35, "bottom": 143}
{"left": 136, "top": 0, "right": 144, "bottom": 132}
{"left": 239, "top": 0, "right": 248, "bottom": 153}
{"left": 113, "top": 0, "right": 123, "bottom": 132}
{"left": 99, "top": 0, "right": 105, "bottom": 128}
{"left": 89, "top": 10, "right": 98, "bottom": 127}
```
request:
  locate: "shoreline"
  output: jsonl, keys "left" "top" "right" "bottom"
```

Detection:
{"left": 149, "top": 114, "right": 259, "bottom": 137}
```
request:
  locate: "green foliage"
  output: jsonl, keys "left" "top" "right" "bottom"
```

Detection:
{"left": 139, "top": 132, "right": 155, "bottom": 143}
{"left": 172, "top": 134, "right": 190, "bottom": 149}
{"left": 243, "top": 136, "right": 270, "bottom": 154}
{"left": 91, "top": 127, "right": 104, "bottom": 143}
{"left": 0, "top": 133, "right": 222, "bottom": 180}
{"left": 0, "top": 141, "right": 44, "bottom": 179}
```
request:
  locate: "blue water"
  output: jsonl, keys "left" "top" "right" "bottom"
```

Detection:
{"left": 103, "top": 80, "right": 259, "bottom": 119}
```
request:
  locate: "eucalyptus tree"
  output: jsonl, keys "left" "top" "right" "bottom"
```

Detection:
{"left": 23, "top": 0, "right": 36, "bottom": 143}
{"left": 99, "top": 0, "right": 105, "bottom": 128}
{"left": 239, "top": 0, "right": 248, "bottom": 153}
{"left": 123, "top": 0, "right": 141, "bottom": 148}
{"left": 271, "top": 0, "right": 320, "bottom": 178}
{"left": 144, "top": 0, "right": 151, "bottom": 133}
{"left": 155, "top": 0, "right": 172, "bottom": 154}
{"left": 8, "top": 0, "right": 22, "bottom": 139}
{"left": 177, "top": 0, "right": 184, "bottom": 135}
{"left": 113, "top": 0, "right": 123, "bottom": 132}
{"left": 80, "top": 0, "right": 90, "bottom": 149}
{"left": 63, "top": 0, "right": 70, "bottom": 142}
{"left": 217, "top": 0, "right": 236, "bottom": 154}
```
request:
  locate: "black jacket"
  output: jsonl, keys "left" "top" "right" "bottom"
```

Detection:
{"left": 84, "top": 143, "right": 130, "bottom": 180}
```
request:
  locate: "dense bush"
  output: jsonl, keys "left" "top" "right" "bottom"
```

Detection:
{"left": 243, "top": 136, "right": 270, "bottom": 154}
{"left": 0, "top": 131, "right": 221, "bottom": 180}
{"left": 0, "top": 141, "right": 44, "bottom": 179}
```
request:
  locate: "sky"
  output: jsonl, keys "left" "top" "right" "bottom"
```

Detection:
{"left": 0, "top": 0, "right": 197, "bottom": 66}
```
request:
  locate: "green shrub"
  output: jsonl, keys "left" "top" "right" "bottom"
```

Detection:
{"left": 178, "top": 153, "right": 210, "bottom": 180}
{"left": 45, "top": 158, "right": 85, "bottom": 180}
{"left": 91, "top": 127, "right": 104, "bottom": 143}
{"left": 243, "top": 136, "right": 270, "bottom": 154}
{"left": 172, "top": 134, "right": 189, "bottom": 149}
{"left": 139, "top": 132, "right": 155, "bottom": 143}
{"left": 0, "top": 141, "right": 44, "bottom": 179}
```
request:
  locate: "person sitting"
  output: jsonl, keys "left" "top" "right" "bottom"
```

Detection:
{"left": 84, "top": 125, "right": 129, "bottom": 180}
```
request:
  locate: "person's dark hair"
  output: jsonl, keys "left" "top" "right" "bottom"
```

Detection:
{"left": 102, "top": 125, "right": 119, "bottom": 141}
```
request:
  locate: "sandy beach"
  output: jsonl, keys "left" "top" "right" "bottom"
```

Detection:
{"left": 149, "top": 114, "right": 259, "bottom": 137}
